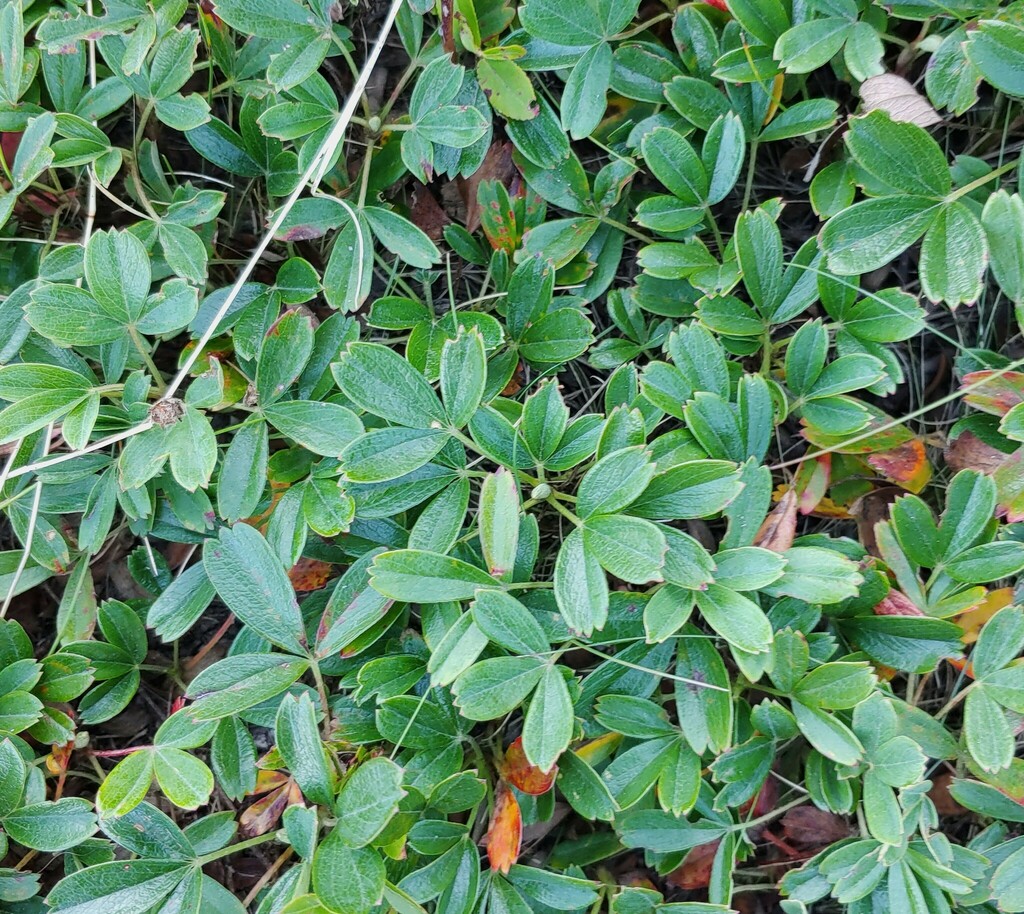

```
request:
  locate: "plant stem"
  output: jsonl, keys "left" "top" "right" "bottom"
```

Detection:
{"left": 197, "top": 831, "right": 279, "bottom": 865}
{"left": 129, "top": 326, "right": 167, "bottom": 393}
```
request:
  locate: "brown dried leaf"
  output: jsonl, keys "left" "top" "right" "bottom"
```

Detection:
{"left": 781, "top": 807, "right": 851, "bottom": 847}
{"left": 485, "top": 783, "right": 522, "bottom": 874}
{"left": 666, "top": 840, "right": 720, "bottom": 890}
{"left": 946, "top": 430, "right": 1011, "bottom": 474}
{"left": 860, "top": 74, "right": 942, "bottom": 127}
{"left": 755, "top": 487, "right": 798, "bottom": 553}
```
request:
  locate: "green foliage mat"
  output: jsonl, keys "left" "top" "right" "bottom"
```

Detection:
{"left": 2, "top": 0, "right": 1024, "bottom": 912}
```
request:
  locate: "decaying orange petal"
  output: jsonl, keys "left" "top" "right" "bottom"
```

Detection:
{"left": 755, "top": 487, "right": 798, "bottom": 553}
{"left": 500, "top": 737, "right": 557, "bottom": 795}
{"left": 485, "top": 783, "right": 522, "bottom": 874}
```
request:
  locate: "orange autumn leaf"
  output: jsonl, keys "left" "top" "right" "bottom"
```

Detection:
{"left": 865, "top": 438, "right": 931, "bottom": 493}
{"left": 501, "top": 737, "right": 557, "bottom": 795}
{"left": 755, "top": 487, "right": 798, "bottom": 553}
{"left": 485, "top": 784, "right": 522, "bottom": 874}
{"left": 957, "top": 587, "right": 1014, "bottom": 645}
{"left": 288, "top": 557, "right": 333, "bottom": 592}
{"left": 962, "top": 370, "right": 1024, "bottom": 416}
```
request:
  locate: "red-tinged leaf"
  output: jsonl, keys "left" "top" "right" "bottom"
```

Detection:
{"left": 993, "top": 447, "right": 1024, "bottom": 522}
{"left": 802, "top": 407, "right": 915, "bottom": 453}
{"left": 962, "top": 370, "right": 1024, "bottom": 417}
{"left": 288, "top": 558, "right": 333, "bottom": 592}
{"left": 485, "top": 783, "right": 522, "bottom": 874}
{"left": 500, "top": 737, "right": 557, "bottom": 795}
{"left": 781, "top": 807, "right": 851, "bottom": 847}
{"left": 794, "top": 454, "right": 830, "bottom": 514}
{"left": 707, "top": 0, "right": 729, "bottom": 10}
{"left": 874, "top": 590, "right": 925, "bottom": 617}
{"left": 755, "top": 487, "right": 798, "bottom": 553}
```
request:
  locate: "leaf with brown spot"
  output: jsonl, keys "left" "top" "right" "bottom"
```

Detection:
{"left": 755, "top": 487, "right": 797, "bottom": 553}
{"left": 485, "top": 783, "right": 522, "bottom": 874}
{"left": 500, "top": 737, "right": 556, "bottom": 795}
{"left": 288, "top": 558, "right": 333, "bottom": 592}
{"left": 850, "top": 486, "right": 900, "bottom": 557}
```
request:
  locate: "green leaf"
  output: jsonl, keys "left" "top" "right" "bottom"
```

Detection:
{"left": 0, "top": 738, "right": 27, "bottom": 817}
{"left": 26, "top": 284, "right": 124, "bottom": 346}
{"left": 341, "top": 427, "right": 451, "bottom": 483}
{"left": 256, "top": 308, "right": 315, "bottom": 406}
{"left": 153, "top": 747, "right": 214, "bottom": 810}
{"left": 522, "top": 665, "right": 574, "bottom": 773}
{"left": 370, "top": 550, "right": 498, "bottom": 602}
{"left": 471, "top": 590, "right": 548, "bottom": 655}
{"left": 616, "top": 809, "right": 727, "bottom": 853}
{"left": 973, "top": 606, "right": 1024, "bottom": 679}
{"left": 641, "top": 127, "right": 708, "bottom": 205}
{"left": 820, "top": 195, "right": 940, "bottom": 274}
{"left": 983, "top": 190, "right": 1024, "bottom": 305}
{"left": 203, "top": 524, "right": 306, "bottom": 655}
{"left": 793, "top": 662, "right": 877, "bottom": 710}
{"left": 96, "top": 750, "right": 154, "bottom": 818}
{"left": 792, "top": 701, "right": 864, "bottom": 765}
{"left": 477, "top": 58, "right": 537, "bottom": 120}
{"left": 577, "top": 446, "right": 655, "bottom": 518}
{"left": 554, "top": 527, "right": 609, "bottom": 636}
{"left": 964, "top": 686, "right": 1014, "bottom": 773}
{"left": 277, "top": 693, "right": 334, "bottom": 806}
{"left": 85, "top": 229, "right": 151, "bottom": 322}
{"left": 518, "top": 0, "right": 641, "bottom": 45}
{"left": 845, "top": 111, "right": 951, "bottom": 197}
{"left": 478, "top": 468, "right": 520, "bottom": 580}
{"left": 335, "top": 757, "right": 406, "bottom": 847}
{"left": 556, "top": 751, "right": 617, "bottom": 821}
{"left": 775, "top": 18, "right": 851, "bottom": 73}
{"left": 919, "top": 201, "right": 987, "bottom": 306}
{"left": 453, "top": 656, "right": 545, "bottom": 720}
{"left": 313, "top": 828, "right": 386, "bottom": 914}
{"left": 186, "top": 653, "right": 310, "bottom": 720}
{"left": 2, "top": 798, "right": 97, "bottom": 852}
{"left": 695, "top": 584, "right": 772, "bottom": 654}
{"left": 364, "top": 206, "right": 440, "bottom": 269}
{"left": 561, "top": 43, "right": 612, "bottom": 140}
{"left": 582, "top": 514, "right": 667, "bottom": 584}
{"left": 966, "top": 20, "right": 1024, "bottom": 98}
{"left": 735, "top": 208, "right": 784, "bottom": 314}
{"left": 334, "top": 342, "right": 445, "bottom": 429}
{"left": 763, "top": 547, "right": 863, "bottom": 604}
{"left": 47, "top": 860, "right": 190, "bottom": 914}
{"left": 440, "top": 329, "right": 487, "bottom": 428}
{"left": 217, "top": 420, "right": 269, "bottom": 522}
{"left": 263, "top": 400, "right": 364, "bottom": 457}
